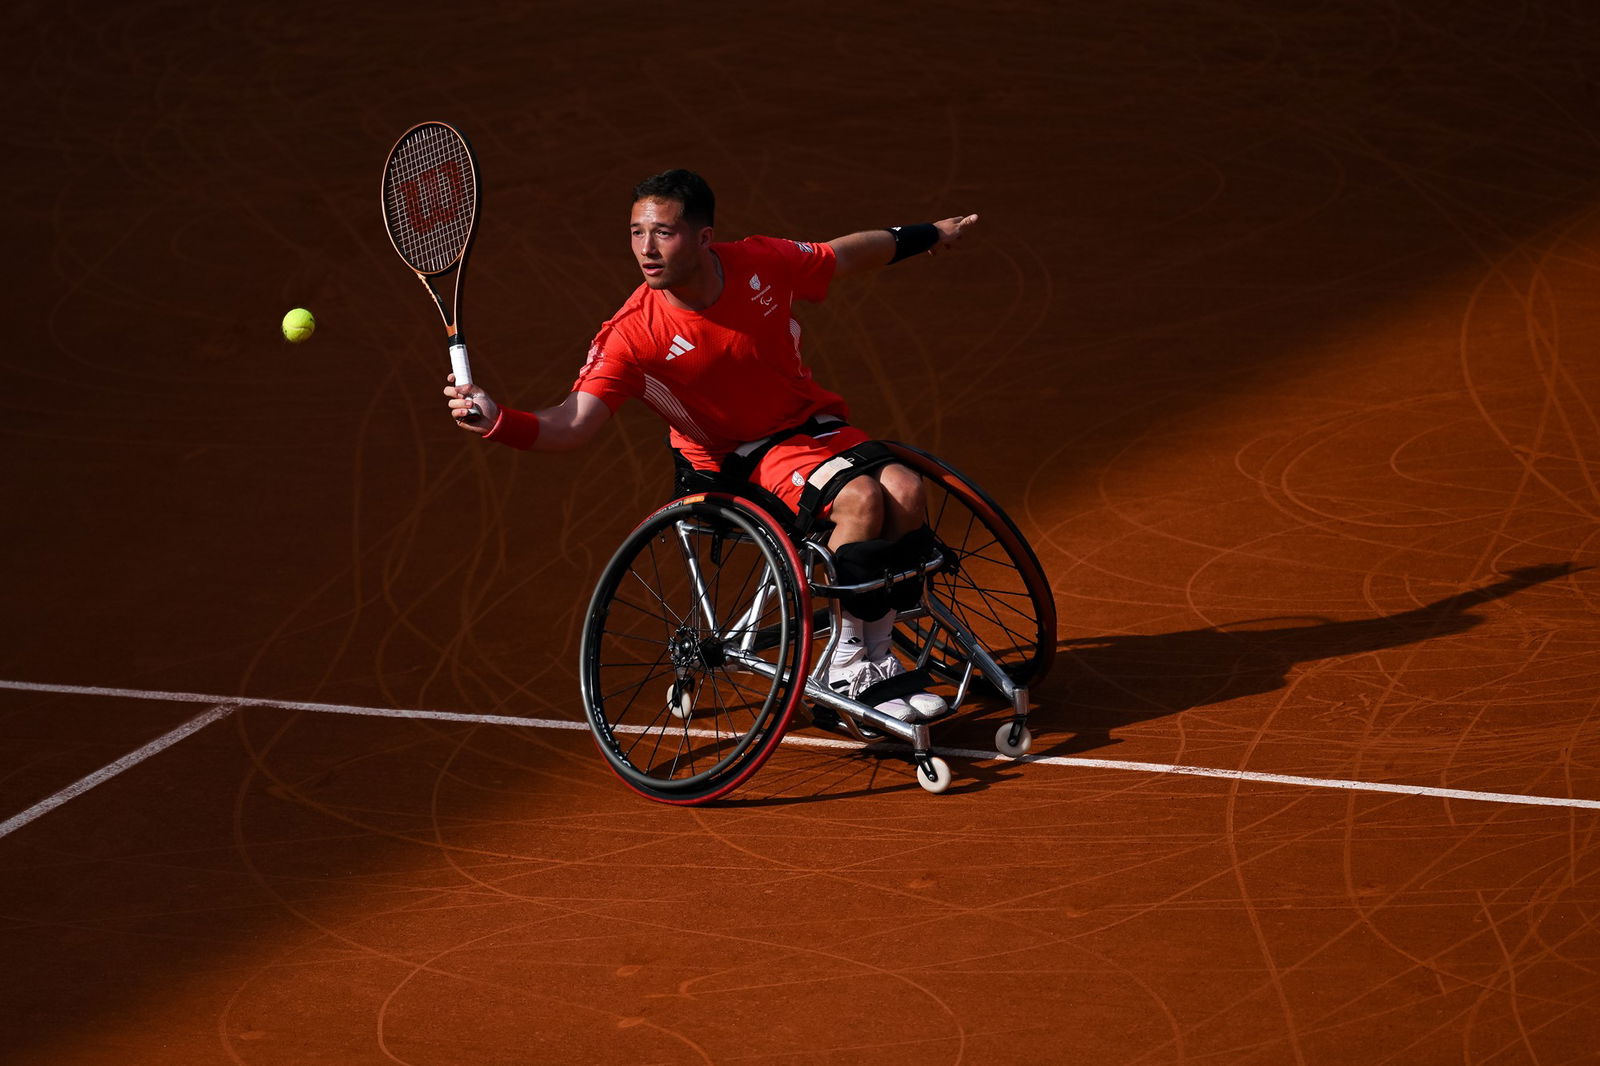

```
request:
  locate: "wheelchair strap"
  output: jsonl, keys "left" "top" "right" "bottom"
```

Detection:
{"left": 793, "top": 439, "right": 899, "bottom": 536}
{"left": 719, "top": 413, "right": 847, "bottom": 486}
{"left": 856, "top": 665, "right": 935, "bottom": 706}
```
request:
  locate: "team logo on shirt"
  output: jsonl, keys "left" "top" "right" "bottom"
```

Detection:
{"left": 794, "top": 242, "right": 813, "bottom": 253}
{"left": 666, "top": 334, "right": 695, "bottom": 360}
{"left": 748, "top": 275, "right": 777, "bottom": 317}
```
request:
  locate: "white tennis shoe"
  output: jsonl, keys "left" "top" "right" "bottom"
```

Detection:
{"left": 828, "top": 654, "right": 944, "bottom": 722}
{"left": 872, "top": 655, "right": 947, "bottom": 718}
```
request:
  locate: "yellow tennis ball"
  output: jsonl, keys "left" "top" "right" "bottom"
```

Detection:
{"left": 281, "top": 307, "right": 316, "bottom": 343}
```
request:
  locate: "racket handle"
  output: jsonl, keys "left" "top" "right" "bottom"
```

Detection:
{"left": 449, "top": 340, "right": 483, "bottom": 422}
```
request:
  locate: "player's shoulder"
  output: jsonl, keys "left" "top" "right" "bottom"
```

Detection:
{"left": 721, "top": 234, "right": 827, "bottom": 258}
{"left": 611, "top": 283, "right": 661, "bottom": 324}
{"left": 717, "top": 237, "right": 832, "bottom": 282}
{"left": 592, "top": 286, "right": 653, "bottom": 353}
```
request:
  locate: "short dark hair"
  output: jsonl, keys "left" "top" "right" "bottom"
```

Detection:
{"left": 632, "top": 169, "right": 715, "bottom": 228}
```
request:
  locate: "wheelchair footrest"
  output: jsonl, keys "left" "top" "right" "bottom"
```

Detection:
{"left": 856, "top": 667, "right": 936, "bottom": 706}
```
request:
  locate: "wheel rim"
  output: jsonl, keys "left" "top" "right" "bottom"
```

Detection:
{"left": 581, "top": 498, "right": 808, "bottom": 801}
{"left": 887, "top": 444, "right": 1056, "bottom": 689}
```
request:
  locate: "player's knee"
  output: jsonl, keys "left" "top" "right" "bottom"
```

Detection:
{"left": 830, "top": 476, "right": 885, "bottom": 531}
{"left": 878, "top": 463, "right": 925, "bottom": 515}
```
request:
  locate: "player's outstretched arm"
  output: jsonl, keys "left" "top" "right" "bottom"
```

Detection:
{"left": 827, "top": 214, "right": 978, "bottom": 279}
{"left": 444, "top": 377, "right": 612, "bottom": 451}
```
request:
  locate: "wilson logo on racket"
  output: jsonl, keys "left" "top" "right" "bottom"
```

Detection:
{"left": 401, "top": 161, "right": 467, "bottom": 234}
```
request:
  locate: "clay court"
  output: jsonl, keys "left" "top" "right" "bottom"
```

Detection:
{"left": 4, "top": 1, "right": 1600, "bottom": 1062}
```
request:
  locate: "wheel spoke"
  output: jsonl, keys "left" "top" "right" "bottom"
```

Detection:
{"left": 581, "top": 498, "right": 808, "bottom": 802}
{"left": 886, "top": 445, "right": 1055, "bottom": 691}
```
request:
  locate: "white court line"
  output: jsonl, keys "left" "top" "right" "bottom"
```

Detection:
{"left": 2, "top": 678, "right": 1598, "bottom": 815}
{"left": 0, "top": 702, "right": 238, "bottom": 839}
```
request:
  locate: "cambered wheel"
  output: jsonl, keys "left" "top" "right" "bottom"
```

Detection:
{"left": 580, "top": 495, "right": 811, "bottom": 805}
{"left": 884, "top": 442, "right": 1057, "bottom": 692}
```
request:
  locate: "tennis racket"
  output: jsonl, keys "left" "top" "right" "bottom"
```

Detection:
{"left": 381, "top": 121, "right": 483, "bottom": 420}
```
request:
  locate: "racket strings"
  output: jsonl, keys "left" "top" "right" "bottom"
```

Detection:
{"left": 383, "top": 124, "right": 476, "bottom": 273}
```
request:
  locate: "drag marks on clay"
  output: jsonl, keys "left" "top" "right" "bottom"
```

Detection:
{"left": 969, "top": 10, "right": 1600, "bottom": 1057}
{"left": 8, "top": 677, "right": 1596, "bottom": 819}
{"left": 8, "top": 0, "right": 1600, "bottom": 1062}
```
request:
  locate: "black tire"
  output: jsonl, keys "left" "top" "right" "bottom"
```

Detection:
{"left": 580, "top": 494, "right": 812, "bottom": 804}
{"left": 883, "top": 442, "right": 1056, "bottom": 691}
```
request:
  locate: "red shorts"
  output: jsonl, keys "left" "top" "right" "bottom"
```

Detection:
{"left": 751, "top": 424, "right": 871, "bottom": 512}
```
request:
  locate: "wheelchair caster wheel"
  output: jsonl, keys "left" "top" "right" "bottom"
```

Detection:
{"left": 995, "top": 721, "right": 1032, "bottom": 758}
{"left": 668, "top": 678, "right": 694, "bottom": 720}
{"left": 915, "top": 755, "right": 953, "bottom": 794}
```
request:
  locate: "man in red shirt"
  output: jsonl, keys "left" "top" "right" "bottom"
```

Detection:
{"left": 444, "top": 169, "right": 977, "bottom": 722}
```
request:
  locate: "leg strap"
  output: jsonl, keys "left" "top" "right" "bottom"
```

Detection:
{"left": 858, "top": 666, "right": 936, "bottom": 706}
{"left": 832, "top": 538, "right": 895, "bottom": 621}
{"left": 793, "top": 440, "right": 899, "bottom": 537}
{"left": 830, "top": 524, "right": 940, "bottom": 619}
{"left": 886, "top": 525, "right": 938, "bottom": 611}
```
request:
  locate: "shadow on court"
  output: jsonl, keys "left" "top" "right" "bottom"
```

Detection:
{"left": 1038, "top": 564, "right": 1585, "bottom": 757}
{"left": 711, "top": 565, "right": 1587, "bottom": 803}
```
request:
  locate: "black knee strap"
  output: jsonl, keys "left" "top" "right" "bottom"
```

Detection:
{"left": 831, "top": 524, "right": 940, "bottom": 619}
{"left": 832, "top": 538, "right": 895, "bottom": 621}
{"left": 887, "top": 525, "right": 938, "bottom": 610}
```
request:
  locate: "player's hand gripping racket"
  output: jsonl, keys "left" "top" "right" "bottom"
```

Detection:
{"left": 381, "top": 121, "right": 483, "bottom": 421}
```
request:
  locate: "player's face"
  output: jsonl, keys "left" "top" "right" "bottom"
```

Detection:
{"left": 630, "top": 197, "right": 708, "bottom": 289}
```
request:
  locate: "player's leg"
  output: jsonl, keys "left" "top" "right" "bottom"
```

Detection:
{"left": 820, "top": 476, "right": 911, "bottom": 716}
{"left": 825, "top": 462, "right": 926, "bottom": 544}
{"left": 748, "top": 432, "right": 941, "bottom": 722}
{"left": 824, "top": 475, "right": 886, "bottom": 550}
{"left": 831, "top": 464, "right": 946, "bottom": 718}
{"left": 875, "top": 462, "right": 926, "bottom": 540}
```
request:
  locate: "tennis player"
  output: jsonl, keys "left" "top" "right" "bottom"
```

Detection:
{"left": 444, "top": 169, "right": 977, "bottom": 722}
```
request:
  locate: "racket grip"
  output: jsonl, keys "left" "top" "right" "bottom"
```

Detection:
{"left": 449, "top": 341, "right": 483, "bottom": 422}
{"left": 449, "top": 341, "right": 472, "bottom": 386}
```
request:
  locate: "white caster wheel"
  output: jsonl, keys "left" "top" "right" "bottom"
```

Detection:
{"left": 995, "top": 721, "right": 1032, "bottom": 758}
{"left": 915, "top": 756, "right": 953, "bottom": 794}
{"left": 668, "top": 678, "right": 694, "bottom": 720}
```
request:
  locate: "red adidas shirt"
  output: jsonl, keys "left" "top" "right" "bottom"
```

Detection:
{"left": 572, "top": 236, "right": 848, "bottom": 469}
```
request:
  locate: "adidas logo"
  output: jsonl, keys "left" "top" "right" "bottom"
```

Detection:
{"left": 666, "top": 334, "right": 695, "bottom": 360}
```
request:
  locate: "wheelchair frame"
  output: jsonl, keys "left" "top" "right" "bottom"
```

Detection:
{"left": 579, "top": 441, "right": 1055, "bottom": 803}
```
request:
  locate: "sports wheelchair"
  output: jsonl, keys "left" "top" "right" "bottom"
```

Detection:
{"left": 578, "top": 440, "right": 1056, "bottom": 803}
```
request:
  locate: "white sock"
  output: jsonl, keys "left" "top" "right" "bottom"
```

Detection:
{"left": 831, "top": 611, "right": 869, "bottom": 673}
{"left": 865, "top": 612, "right": 897, "bottom": 662}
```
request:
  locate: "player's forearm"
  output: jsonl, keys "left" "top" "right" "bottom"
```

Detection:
{"left": 826, "top": 230, "right": 896, "bottom": 277}
{"left": 484, "top": 391, "right": 610, "bottom": 451}
{"left": 827, "top": 218, "right": 973, "bottom": 278}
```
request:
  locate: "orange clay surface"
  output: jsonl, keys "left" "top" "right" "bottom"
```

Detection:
{"left": 3, "top": 2, "right": 1599, "bottom": 1063}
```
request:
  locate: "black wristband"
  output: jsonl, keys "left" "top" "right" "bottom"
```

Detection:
{"left": 886, "top": 223, "right": 940, "bottom": 264}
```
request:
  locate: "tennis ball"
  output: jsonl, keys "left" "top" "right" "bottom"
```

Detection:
{"left": 281, "top": 307, "right": 316, "bottom": 343}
